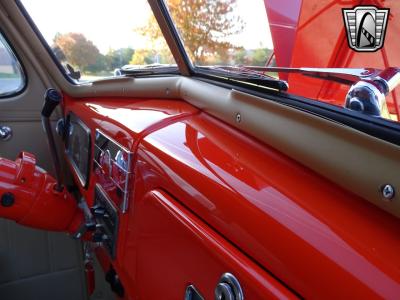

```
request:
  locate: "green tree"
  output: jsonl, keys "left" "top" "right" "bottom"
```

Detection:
{"left": 232, "top": 48, "right": 273, "bottom": 66}
{"left": 139, "top": 0, "right": 244, "bottom": 64}
{"left": 129, "top": 47, "right": 174, "bottom": 65}
{"left": 130, "top": 49, "right": 156, "bottom": 65}
{"left": 250, "top": 48, "right": 272, "bottom": 66}
{"left": 85, "top": 54, "right": 109, "bottom": 74}
{"left": 107, "top": 48, "right": 135, "bottom": 69}
{"left": 53, "top": 33, "right": 100, "bottom": 71}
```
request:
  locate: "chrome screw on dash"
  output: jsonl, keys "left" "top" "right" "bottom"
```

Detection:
{"left": 382, "top": 184, "right": 395, "bottom": 200}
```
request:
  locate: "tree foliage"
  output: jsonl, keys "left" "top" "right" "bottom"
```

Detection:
{"left": 53, "top": 33, "right": 99, "bottom": 71}
{"left": 51, "top": 0, "right": 270, "bottom": 77}
{"left": 138, "top": 0, "right": 244, "bottom": 64}
{"left": 234, "top": 48, "right": 273, "bottom": 66}
{"left": 85, "top": 54, "right": 108, "bottom": 73}
{"left": 53, "top": 32, "right": 136, "bottom": 74}
{"left": 129, "top": 48, "right": 174, "bottom": 65}
{"left": 107, "top": 48, "right": 135, "bottom": 70}
{"left": 130, "top": 49, "right": 156, "bottom": 65}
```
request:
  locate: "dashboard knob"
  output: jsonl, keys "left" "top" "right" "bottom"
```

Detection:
{"left": 42, "top": 89, "right": 62, "bottom": 118}
{"left": 215, "top": 283, "right": 234, "bottom": 300}
{"left": 55, "top": 118, "right": 66, "bottom": 139}
{"left": 1, "top": 192, "right": 15, "bottom": 207}
{"left": 93, "top": 207, "right": 106, "bottom": 217}
{"left": 101, "top": 234, "right": 110, "bottom": 242}
{"left": 91, "top": 204, "right": 102, "bottom": 212}
{"left": 92, "top": 231, "right": 104, "bottom": 243}
{"left": 85, "top": 220, "right": 96, "bottom": 232}
{"left": 93, "top": 232, "right": 110, "bottom": 244}
{"left": 215, "top": 273, "right": 243, "bottom": 300}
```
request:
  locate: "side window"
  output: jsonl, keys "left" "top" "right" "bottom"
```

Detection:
{"left": 0, "top": 33, "right": 25, "bottom": 97}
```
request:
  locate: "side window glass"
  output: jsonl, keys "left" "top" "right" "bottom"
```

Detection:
{"left": 0, "top": 33, "right": 25, "bottom": 97}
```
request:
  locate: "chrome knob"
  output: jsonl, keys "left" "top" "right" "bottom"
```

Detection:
{"left": 0, "top": 126, "right": 12, "bottom": 141}
{"left": 215, "top": 283, "right": 235, "bottom": 300}
{"left": 214, "top": 273, "right": 243, "bottom": 300}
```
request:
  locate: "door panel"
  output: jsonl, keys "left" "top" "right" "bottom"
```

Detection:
{"left": 0, "top": 219, "right": 86, "bottom": 300}
{"left": 0, "top": 29, "right": 52, "bottom": 169}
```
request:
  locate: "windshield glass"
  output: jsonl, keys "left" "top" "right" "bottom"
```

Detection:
{"left": 164, "top": 0, "right": 400, "bottom": 124}
{"left": 20, "top": 0, "right": 176, "bottom": 82}
{"left": 164, "top": 0, "right": 273, "bottom": 68}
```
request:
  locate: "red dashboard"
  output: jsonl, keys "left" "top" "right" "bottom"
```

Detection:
{"left": 1, "top": 0, "right": 400, "bottom": 299}
{"left": 60, "top": 96, "right": 400, "bottom": 299}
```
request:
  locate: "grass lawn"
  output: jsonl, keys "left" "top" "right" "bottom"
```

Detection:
{"left": 0, "top": 72, "right": 19, "bottom": 79}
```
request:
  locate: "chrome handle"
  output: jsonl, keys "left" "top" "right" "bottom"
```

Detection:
{"left": 0, "top": 126, "right": 12, "bottom": 141}
{"left": 185, "top": 285, "right": 204, "bottom": 300}
{"left": 105, "top": 149, "right": 112, "bottom": 177}
{"left": 72, "top": 198, "right": 96, "bottom": 239}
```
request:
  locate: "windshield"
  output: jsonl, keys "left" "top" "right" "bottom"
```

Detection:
{"left": 164, "top": 0, "right": 400, "bottom": 123}
{"left": 18, "top": 0, "right": 400, "bottom": 124}
{"left": 20, "top": 0, "right": 176, "bottom": 82}
{"left": 164, "top": 0, "right": 274, "bottom": 68}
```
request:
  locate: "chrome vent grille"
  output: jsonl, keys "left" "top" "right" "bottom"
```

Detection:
{"left": 93, "top": 129, "right": 133, "bottom": 213}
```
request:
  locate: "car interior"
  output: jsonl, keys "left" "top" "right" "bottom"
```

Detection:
{"left": 0, "top": 0, "right": 400, "bottom": 299}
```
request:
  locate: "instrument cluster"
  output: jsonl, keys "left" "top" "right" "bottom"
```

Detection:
{"left": 65, "top": 113, "right": 91, "bottom": 187}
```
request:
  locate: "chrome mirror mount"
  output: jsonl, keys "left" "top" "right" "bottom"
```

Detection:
{"left": 345, "top": 67, "right": 400, "bottom": 118}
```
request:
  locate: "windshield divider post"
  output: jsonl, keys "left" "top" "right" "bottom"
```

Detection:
{"left": 148, "top": 0, "right": 193, "bottom": 76}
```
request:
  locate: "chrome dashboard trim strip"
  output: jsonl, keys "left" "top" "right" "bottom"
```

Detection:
{"left": 94, "top": 129, "right": 134, "bottom": 213}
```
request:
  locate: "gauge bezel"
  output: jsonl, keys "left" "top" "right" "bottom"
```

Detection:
{"left": 65, "top": 112, "right": 91, "bottom": 188}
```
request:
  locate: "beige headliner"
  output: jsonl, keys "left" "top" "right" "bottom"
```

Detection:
{"left": 1, "top": 0, "right": 400, "bottom": 218}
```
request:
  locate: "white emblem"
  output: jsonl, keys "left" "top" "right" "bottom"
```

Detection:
{"left": 343, "top": 6, "right": 389, "bottom": 52}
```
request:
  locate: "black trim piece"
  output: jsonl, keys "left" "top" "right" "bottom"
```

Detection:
{"left": 15, "top": 0, "right": 76, "bottom": 84}
{"left": 0, "top": 29, "right": 28, "bottom": 99}
{"left": 121, "top": 68, "right": 180, "bottom": 77}
{"left": 195, "top": 69, "right": 285, "bottom": 94}
{"left": 195, "top": 68, "right": 288, "bottom": 91}
{"left": 194, "top": 74, "right": 400, "bottom": 146}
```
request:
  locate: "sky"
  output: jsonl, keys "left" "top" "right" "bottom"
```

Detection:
{"left": 21, "top": 0, "right": 274, "bottom": 54}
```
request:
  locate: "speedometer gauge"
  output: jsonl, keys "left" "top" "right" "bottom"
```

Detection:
{"left": 65, "top": 113, "right": 91, "bottom": 188}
